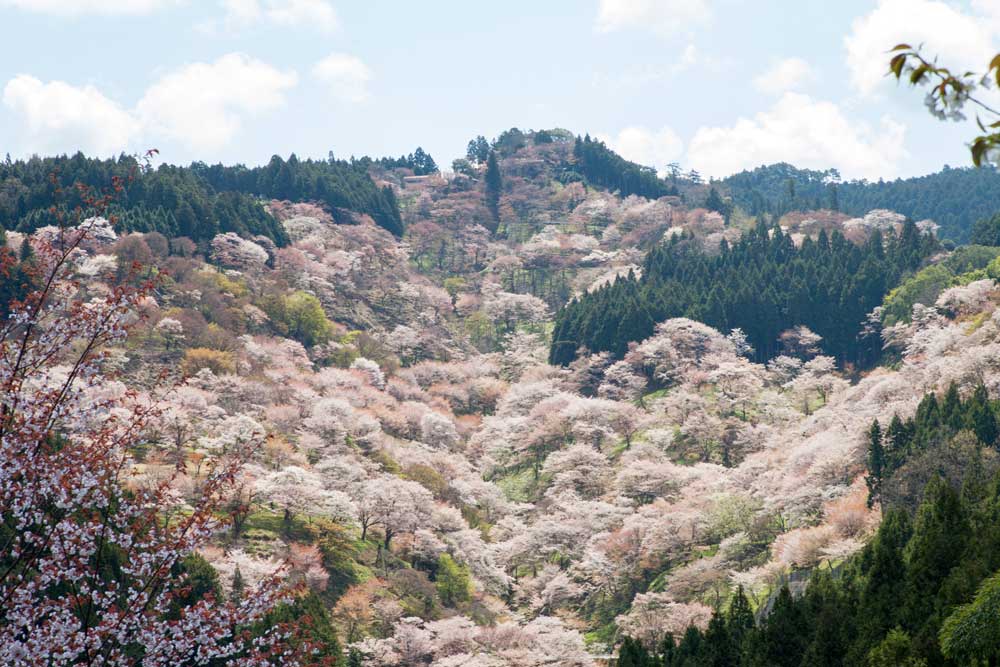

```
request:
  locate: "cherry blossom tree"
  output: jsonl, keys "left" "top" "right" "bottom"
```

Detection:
{"left": 615, "top": 594, "right": 712, "bottom": 649}
{"left": 707, "top": 355, "right": 765, "bottom": 419}
{"left": 481, "top": 284, "right": 549, "bottom": 337}
{"left": 614, "top": 444, "right": 686, "bottom": 504}
{"left": 541, "top": 444, "right": 610, "bottom": 499}
{"left": 785, "top": 355, "right": 845, "bottom": 413}
{"left": 0, "top": 199, "right": 294, "bottom": 663}
{"left": 420, "top": 411, "right": 461, "bottom": 450}
{"left": 779, "top": 325, "right": 823, "bottom": 359}
{"left": 256, "top": 465, "right": 357, "bottom": 530}
{"left": 356, "top": 476, "right": 434, "bottom": 549}
{"left": 210, "top": 232, "right": 270, "bottom": 271}
{"left": 598, "top": 360, "right": 648, "bottom": 403}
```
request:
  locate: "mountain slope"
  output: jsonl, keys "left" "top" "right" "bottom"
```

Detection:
{"left": 722, "top": 162, "right": 1000, "bottom": 242}
{"left": 7, "top": 132, "right": 1000, "bottom": 666}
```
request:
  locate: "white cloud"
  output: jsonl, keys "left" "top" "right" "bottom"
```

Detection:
{"left": 266, "top": 0, "right": 337, "bottom": 30}
{"left": 973, "top": 0, "right": 1000, "bottom": 30}
{"left": 595, "top": 0, "right": 710, "bottom": 36}
{"left": 2, "top": 75, "right": 140, "bottom": 155}
{"left": 4, "top": 55, "right": 299, "bottom": 155}
{"left": 211, "top": 0, "right": 339, "bottom": 32}
{"left": 845, "top": 0, "right": 997, "bottom": 97}
{"left": 136, "top": 54, "right": 297, "bottom": 150}
{"left": 753, "top": 58, "right": 814, "bottom": 95}
{"left": 0, "top": 0, "right": 179, "bottom": 15}
{"left": 591, "top": 44, "right": 698, "bottom": 91}
{"left": 675, "top": 44, "right": 698, "bottom": 72}
{"left": 686, "top": 93, "right": 907, "bottom": 180}
{"left": 311, "top": 53, "right": 372, "bottom": 103}
{"left": 597, "top": 126, "right": 684, "bottom": 173}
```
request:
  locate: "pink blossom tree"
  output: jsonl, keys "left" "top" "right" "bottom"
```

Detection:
{"left": 0, "top": 192, "right": 297, "bottom": 663}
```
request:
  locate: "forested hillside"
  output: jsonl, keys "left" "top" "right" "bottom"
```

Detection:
{"left": 722, "top": 163, "right": 1000, "bottom": 242}
{"left": 551, "top": 218, "right": 937, "bottom": 367}
{"left": 0, "top": 151, "right": 403, "bottom": 244}
{"left": 619, "top": 382, "right": 1000, "bottom": 666}
{"left": 570, "top": 135, "right": 678, "bottom": 200}
{"left": 8, "top": 130, "right": 1000, "bottom": 667}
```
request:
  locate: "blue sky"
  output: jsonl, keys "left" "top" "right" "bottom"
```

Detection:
{"left": 1, "top": 0, "right": 998, "bottom": 180}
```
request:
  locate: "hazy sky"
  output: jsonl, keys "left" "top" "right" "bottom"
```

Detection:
{"left": 1, "top": 0, "right": 998, "bottom": 180}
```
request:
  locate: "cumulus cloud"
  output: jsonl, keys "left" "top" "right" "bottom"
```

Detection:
{"left": 686, "top": 93, "right": 907, "bottom": 180}
{"left": 136, "top": 53, "right": 298, "bottom": 150}
{"left": 0, "top": 0, "right": 179, "bottom": 14}
{"left": 592, "top": 44, "right": 698, "bottom": 91}
{"left": 845, "top": 0, "right": 998, "bottom": 97}
{"left": 2, "top": 75, "right": 141, "bottom": 155}
{"left": 597, "top": 126, "right": 684, "bottom": 173}
{"left": 595, "top": 0, "right": 710, "bottom": 36}
{"left": 753, "top": 58, "right": 814, "bottom": 95}
{"left": 311, "top": 53, "right": 372, "bottom": 103}
{"left": 266, "top": 0, "right": 337, "bottom": 29}
{"left": 3, "top": 54, "right": 300, "bottom": 155}
{"left": 212, "top": 0, "right": 339, "bottom": 32}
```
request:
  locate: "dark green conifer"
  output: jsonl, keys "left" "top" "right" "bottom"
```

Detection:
{"left": 484, "top": 150, "right": 502, "bottom": 224}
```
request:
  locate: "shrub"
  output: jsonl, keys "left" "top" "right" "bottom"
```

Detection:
{"left": 182, "top": 347, "right": 236, "bottom": 376}
{"left": 435, "top": 553, "right": 472, "bottom": 607}
{"left": 263, "top": 290, "right": 333, "bottom": 347}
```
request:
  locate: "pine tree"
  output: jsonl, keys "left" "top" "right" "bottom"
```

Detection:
{"left": 885, "top": 414, "right": 912, "bottom": 469}
{"left": 484, "top": 150, "right": 502, "bottom": 225}
{"left": 750, "top": 586, "right": 808, "bottom": 667}
{"left": 230, "top": 566, "right": 245, "bottom": 605}
{"left": 866, "top": 420, "right": 886, "bottom": 507}
{"left": 855, "top": 509, "right": 911, "bottom": 659}
{"left": 702, "top": 610, "right": 738, "bottom": 667}
{"left": 937, "top": 382, "right": 962, "bottom": 430}
{"left": 914, "top": 392, "right": 941, "bottom": 439}
{"left": 658, "top": 635, "right": 677, "bottom": 667}
{"left": 466, "top": 135, "right": 490, "bottom": 163}
{"left": 705, "top": 187, "right": 725, "bottom": 214}
{"left": 19, "top": 235, "right": 33, "bottom": 262}
{"left": 617, "top": 636, "right": 652, "bottom": 667}
{"left": 902, "top": 476, "right": 970, "bottom": 659}
{"left": 800, "top": 573, "right": 854, "bottom": 667}
{"left": 966, "top": 384, "right": 998, "bottom": 447}
{"left": 673, "top": 626, "right": 703, "bottom": 665}
{"left": 727, "top": 585, "right": 756, "bottom": 652}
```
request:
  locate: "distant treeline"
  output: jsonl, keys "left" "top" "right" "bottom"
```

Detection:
{"left": 722, "top": 162, "right": 1000, "bottom": 243}
{"left": 568, "top": 135, "right": 678, "bottom": 200}
{"left": 550, "top": 220, "right": 936, "bottom": 367}
{"left": 0, "top": 152, "right": 404, "bottom": 243}
{"left": 374, "top": 147, "right": 438, "bottom": 176}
